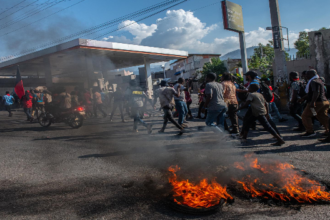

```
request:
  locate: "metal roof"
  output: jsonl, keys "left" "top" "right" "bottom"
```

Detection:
{"left": 0, "top": 39, "right": 188, "bottom": 77}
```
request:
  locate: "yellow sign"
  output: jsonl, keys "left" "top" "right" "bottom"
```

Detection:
{"left": 132, "top": 91, "right": 143, "bottom": 95}
{"left": 222, "top": 1, "right": 244, "bottom": 32}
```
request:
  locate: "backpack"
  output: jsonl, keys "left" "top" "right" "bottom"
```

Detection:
{"left": 260, "top": 82, "right": 273, "bottom": 102}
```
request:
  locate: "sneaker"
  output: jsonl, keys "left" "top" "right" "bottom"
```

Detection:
{"left": 271, "top": 140, "right": 285, "bottom": 146}
{"left": 318, "top": 138, "right": 330, "bottom": 143}
{"left": 147, "top": 124, "right": 153, "bottom": 134}
{"left": 122, "top": 120, "right": 126, "bottom": 123}
{"left": 158, "top": 130, "right": 165, "bottom": 133}
{"left": 301, "top": 132, "right": 316, "bottom": 138}
{"left": 133, "top": 129, "right": 138, "bottom": 133}
{"left": 178, "top": 129, "right": 186, "bottom": 135}
{"left": 181, "top": 124, "right": 188, "bottom": 128}
{"left": 279, "top": 118, "right": 288, "bottom": 122}
{"left": 229, "top": 130, "right": 239, "bottom": 134}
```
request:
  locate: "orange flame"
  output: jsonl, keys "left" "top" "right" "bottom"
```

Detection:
{"left": 234, "top": 154, "right": 330, "bottom": 203}
{"left": 168, "top": 165, "right": 233, "bottom": 208}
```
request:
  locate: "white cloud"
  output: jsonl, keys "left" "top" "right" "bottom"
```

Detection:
{"left": 104, "top": 9, "right": 301, "bottom": 55}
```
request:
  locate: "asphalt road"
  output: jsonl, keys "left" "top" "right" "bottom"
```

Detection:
{"left": 0, "top": 101, "right": 330, "bottom": 220}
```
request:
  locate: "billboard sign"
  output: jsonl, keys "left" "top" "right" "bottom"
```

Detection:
{"left": 222, "top": 0, "right": 244, "bottom": 32}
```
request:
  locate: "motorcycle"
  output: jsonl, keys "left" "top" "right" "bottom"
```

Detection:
{"left": 38, "top": 105, "right": 85, "bottom": 129}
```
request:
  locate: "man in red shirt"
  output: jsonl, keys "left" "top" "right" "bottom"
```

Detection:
{"left": 21, "top": 90, "right": 33, "bottom": 121}
{"left": 264, "top": 79, "right": 288, "bottom": 122}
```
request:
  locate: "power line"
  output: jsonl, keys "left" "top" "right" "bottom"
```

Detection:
{"left": 0, "top": 0, "right": 75, "bottom": 11}
{"left": 0, "top": 0, "right": 52, "bottom": 28}
{"left": 0, "top": 0, "right": 39, "bottom": 22}
{"left": 0, "top": 0, "right": 68, "bottom": 30}
{"left": 0, "top": 0, "right": 85, "bottom": 37}
{"left": 0, "top": 0, "right": 27, "bottom": 17}
{"left": 0, "top": 0, "right": 185, "bottom": 61}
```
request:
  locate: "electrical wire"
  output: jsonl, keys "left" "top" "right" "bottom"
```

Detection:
{"left": 0, "top": 0, "right": 184, "bottom": 61}
{"left": 0, "top": 0, "right": 68, "bottom": 30}
{"left": 0, "top": 0, "right": 85, "bottom": 37}
{"left": 0, "top": 0, "right": 27, "bottom": 17}
{"left": 0, "top": 0, "right": 52, "bottom": 28}
{"left": 0, "top": 0, "right": 75, "bottom": 11}
{"left": 0, "top": 0, "right": 39, "bottom": 22}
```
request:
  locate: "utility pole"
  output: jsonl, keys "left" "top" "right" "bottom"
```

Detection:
{"left": 269, "top": 0, "right": 288, "bottom": 83}
{"left": 239, "top": 32, "right": 249, "bottom": 75}
{"left": 269, "top": 0, "right": 288, "bottom": 110}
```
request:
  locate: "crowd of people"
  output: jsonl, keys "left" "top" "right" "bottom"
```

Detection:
{"left": 153, "top": 69, "right": 330, "bottom": 145}
{"left": 2, "top": 68, "right": 330, "bottom": 144}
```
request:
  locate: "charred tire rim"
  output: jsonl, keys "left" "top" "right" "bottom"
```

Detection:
{"left": 166, "top": 196, "right": 224, "bottom": 215}
{"left": 68, "top": 114, "right": 83, "bottom": 129}
{"left": 38, "top": 113, "right": 52, "bottom": 127}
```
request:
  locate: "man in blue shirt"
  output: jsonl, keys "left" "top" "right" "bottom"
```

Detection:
{"left": 3, "top": 91, "right": 14, "bottom": 117}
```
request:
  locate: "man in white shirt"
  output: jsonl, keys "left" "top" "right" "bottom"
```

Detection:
{"left": 154, "top": 80, "right": 184, "bottom": 134}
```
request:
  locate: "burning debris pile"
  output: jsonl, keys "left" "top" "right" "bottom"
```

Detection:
{"left": 233, "top": 154, "right": 330, "bottom": 204}
{"left": 166, "top": 154, "right": 330, "bottom": 212}
{"left": 168, "top": 165, "right": 233, "bottom": 209}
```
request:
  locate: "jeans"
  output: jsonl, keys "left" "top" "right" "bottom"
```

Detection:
{"left": 132, "top": 107, "right": 147, "bottom": 130}
{"left": 175, "top": 100, "right": 188, "bottom": 125}
{"left": 289, "top": 102, "right": 304, "bottom": 128}
{"left": 110, "top": 101, "right": 124, "bottom": 121}
{"left": 302, "top": 101, "right": 330, "bottom": 133}
{"left": 227, "top": 104, "right": 239, "bottom": 132}
{"left": 205, "top": 107, "right": 228, "bottom": 128}
{"left": 24, "top": 108, "right": 32, "bottom": 119}
{"left": 94, "top": 103, "right": 107, "bottom": 117}
{"left": 242, "top": 107, "right": 256, "bottom": 131}
{"left": 162, "top": 108, "right": 182, "bottom": 131}
{"left": 269, "top": 102, "right": 282, "bottom": 119}
{"left": 244, "top": 115, "right": 280, "bottom": 137}
{"left": 5, "top": 105, "right": 12, "bottom": 115}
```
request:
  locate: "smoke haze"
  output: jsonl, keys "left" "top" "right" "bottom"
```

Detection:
{"left": 0, "top": 0, "right": 85, "bottom": 58}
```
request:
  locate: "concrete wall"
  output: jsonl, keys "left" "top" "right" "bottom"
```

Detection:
{"left": 309, "top": 29, "right": 330, "bottom": 82}
{"left": 286, "top": 58, "right": 315, "bottom": 75}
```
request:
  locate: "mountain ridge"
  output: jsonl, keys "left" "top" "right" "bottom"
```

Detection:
{"left": 220, "top": 46, "right": 298, "bottom": 60}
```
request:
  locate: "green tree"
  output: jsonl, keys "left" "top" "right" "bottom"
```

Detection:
{"left": 294, "top": 28, "right": 328, "bottom": 57}
{"left": 200, "top": 57, "right": 227, "bottom": 82}
{"left": 294, "top": 31, "right": 309, "bottom": 57}
{"left": 248, "top": 42, "right": 289, "bottom": 80}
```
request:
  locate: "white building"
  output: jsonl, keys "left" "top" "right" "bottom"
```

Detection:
{"left": 166, "top": 54, "right": 221, "bottom": 81}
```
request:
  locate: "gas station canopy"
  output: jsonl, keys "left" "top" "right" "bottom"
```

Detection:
{"left": 0, "top": 39, "right": 188, "bottom": 79}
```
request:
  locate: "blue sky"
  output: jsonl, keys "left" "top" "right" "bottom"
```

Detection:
{"left": 1, "top": 0, "right": 329, "bottom": 58}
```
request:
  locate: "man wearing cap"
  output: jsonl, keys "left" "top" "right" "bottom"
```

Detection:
{"left": 153, "top": 80, "right": 184, "bottom": 134}
{"left": 289, "top": 71, "right": 305, "bottom": 131}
